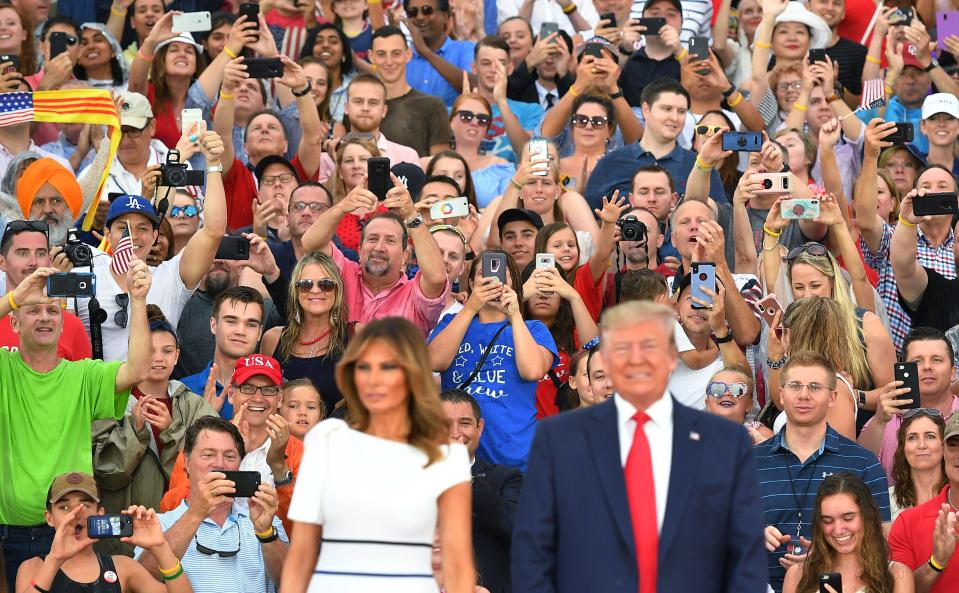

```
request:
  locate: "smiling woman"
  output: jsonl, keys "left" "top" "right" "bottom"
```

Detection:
{"left": 0, "top": 3, "right": 36, "bottom": 75}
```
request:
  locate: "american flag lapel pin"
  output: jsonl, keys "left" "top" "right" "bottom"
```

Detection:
{"left": 689, "top": 431, "right": 700, "bottom": 441}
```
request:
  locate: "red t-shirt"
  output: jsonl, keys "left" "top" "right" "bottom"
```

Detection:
{"left": 146, "top": 84, "right": 182, "bottom": 151}
{"left": 0, "top": 311, "right": 92, "bottom": 361}
{"left": 837, "top": 0, "right": 878, "bottom": 45}
{"left": 223, "top": 156, "right": 313, "bottom": 230}
{"left": 573, "top": 262, "right": 606, "bottom": 322}
{"left": 535, "top": 349, "right": 570, "bottom": 419}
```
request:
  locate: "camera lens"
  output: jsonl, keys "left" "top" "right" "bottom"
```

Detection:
{"left": 737, "top": 136, "right": 746, "bottom": 147}
{"left": 762, "top": 179, "right": 772, "bottom": 189}
{"left": 699, "top": 273, "right": 707, "bottom": 281}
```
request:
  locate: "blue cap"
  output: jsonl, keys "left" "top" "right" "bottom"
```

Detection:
{"left": 105, "top": 194, "right": 160, "bottom": 228}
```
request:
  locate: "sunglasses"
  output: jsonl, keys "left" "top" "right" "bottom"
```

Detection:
{"left": 4, "top": 220, "right": 49, "bottom": 238}
{"left": 902, "top": 407, "right": 944, "bottom": 420}
{"left": 696, "top": 125, "right": 722, "bottom": 135}
{"left": 169, "top": 205, "right": 199, "bottom": 218}
{"left": 571, "top": 114, "right": 609, "bottom": 129}
{"left": 784, "top": 242, "right": 828, "bottom": 262}
{"left": 406, "top": 5, "right": 435, "bottom": 17}
{"left": 115, "top": 293, "right": 129, "bottom": 329}
{"left": 455, "top": 110, "right": 491, "bottom": 126}
{"left": 194, "top": 532, "right": 239, "bottom": 558}
{"left": 295, "top": 278, "right": 338, "bottom": 293}
{"left": 706, "top": 381, "right": 749, "bottom": 398}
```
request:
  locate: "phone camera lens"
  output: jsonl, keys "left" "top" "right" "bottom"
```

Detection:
{"left": 698, "top": 273, "right": 707, "bottom": 281}
{"left": 737, "top": 136, "right": 747, "bottom": 147}
{"left": 762, "top": 178, "right": 772, "bottom": 189}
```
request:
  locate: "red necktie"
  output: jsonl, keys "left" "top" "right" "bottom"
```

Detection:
{"left": 624, "top": 411, "right": 658, "bottom": 593}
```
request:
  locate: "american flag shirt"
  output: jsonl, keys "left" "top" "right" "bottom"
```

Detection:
{"left": 860, "top": 223, "right": 957, "bottom": 352}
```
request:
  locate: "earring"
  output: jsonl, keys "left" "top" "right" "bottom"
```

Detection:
{"left": 295, "top": 306, "right": 302, "bottom": 325}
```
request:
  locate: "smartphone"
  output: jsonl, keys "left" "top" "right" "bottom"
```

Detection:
{"left": 722, "top": 131, "right": 763, "bottom": 152}
{"left": 937, "top": 12, "right": 959, "bottom": 50}
{"left": 808, "top": 48, "right": 828, "bottom": 64}
{"left": 214, "top": 235, "right": 251, "bottom": 260}
{"left": 912, "top": 192, "right": 959, "bottom": 216}
{"left": 688, "top": 36, "right": 709, "bottom": 62}
{"left": 367, "top": 157, "right": 391, "bottom": 201}
{"left": 0, "top": 54, "right": 18, "bottom": 73}
{"left": 87, "top": 515, "right": 134, "bottom": 539}
{"left": 637, "top": 17, "right": 666, "bottom": 35}
{"left": 482, "top": 252, "right": 508, "bottom": 285}
{"left": 239, "top": 3, "right": 260, "bottom": 41}
{"left": 529, "top": 138, "right": 549, "bottom": 176}
{"left": 220, "top": 470, "right": 261, "bottom": 497}
{"left": 781, "top": 198, "right": 821, "bottom": 220}
{"left": 47, "top": 272, "right": 96, "bottom": 298}
{"left": 818, "top": 572, "right": 843, "bottom": 593}
{"left": 791, "top": 542, "right": 807, "bottom": 556}
{"left": 754, "top": 172, "right": 791, "bottom": 195}
{"left": 599, "top": 12, "right": 617, "bottom": 27}
{"left": 172, "top": 11, "right": 212, "bottom": 33}
{"left": 756, "top": 294, "right": 784, "bottom": 328}
{"left": 583, "top": 43, "right": 605, "bottom": 60}
{"left": 894, "top": 361, "right": 921, "bottom": 409}
{"left": 539, "top": 21, "right": 560, "bottom": 41}
{"left": 887, "top": 122, "right": 914, "bottom": 144}
{"left": 244, "top": 57, "right": 283, "bottom": 79}
{"left": 535, "top": 253, "right": 555, "bottom": 270}
{"left": 429, "top": 196, "right": 469, "bottom": 220}
{"left": 690, "top": 262, "right": 716, "bottom": 310}
{"left": 889, "top": 6, "right": 914, "bottom": 26}
{"left": 181, "top": 108, "right": 204, "bottom": 135}
{"left": 49, "top": 32, "right": 74, "bottom": 59}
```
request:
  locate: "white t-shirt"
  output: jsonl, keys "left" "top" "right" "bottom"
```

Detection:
{"left": 668, "top": 351, "right": 726, "bottom": 410}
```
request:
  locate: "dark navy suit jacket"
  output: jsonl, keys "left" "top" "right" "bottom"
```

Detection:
{"left": 512, "top": 397, "right": 769, "bottom": 593}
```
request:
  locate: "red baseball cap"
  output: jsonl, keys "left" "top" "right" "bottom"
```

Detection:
{"left": 231, "top": 355, "right": 283, "bottom": 386}
{"left": 902, "top": 43, "right": 924, "bottom": 70}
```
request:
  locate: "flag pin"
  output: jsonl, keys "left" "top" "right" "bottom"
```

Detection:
{"left": 689, "top": 431, "right": 700, "bottom": 441}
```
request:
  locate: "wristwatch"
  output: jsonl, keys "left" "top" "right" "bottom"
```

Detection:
{"left": 207, "top": 164, "right": 223, "bottom": 174}
{"left": 609, "top": 89, "right": 624, "bottom": 100}
{"left": 275, "top": 470, "right": 294, "bottom": 487}
{"left": 405, "top": 214, "right": 424, "bottom": 229}
{"left": 721, "top": 85, "right": 736, "bottom": 98}
{"left": 924, "top": 58, "right": 940, "bottom": 72}
{"left": 857, "top": 390, "right": 867, "bottom": 409}
{"left": 255, "top": 527, "right": 279, "bottom": 544}
{"left": 292, "top": 82, "right": 313, "bottom": 97}
{"left": 712, "top": 330, "right": 734, "bottom": 344}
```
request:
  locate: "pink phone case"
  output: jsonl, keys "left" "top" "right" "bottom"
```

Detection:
{"left": 938, "top": 12, "right": 959, "bottom": 50}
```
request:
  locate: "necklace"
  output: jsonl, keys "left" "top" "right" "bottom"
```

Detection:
{"left": 298, "top": 327, "right": 332, "bottom": 358}
{"left": 949, "top": 485, "right": 959, "bottom": 512}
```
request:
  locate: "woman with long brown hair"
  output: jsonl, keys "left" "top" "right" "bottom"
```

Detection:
{"left": 261, "top": 252, "right": 350, "bottom": 414}
{"left": 783, "top": 473, "right": 914, "bottom": 593}
{"left": 0, "top": 3, "right": 36, "bottom": 76}
{"left": 889, "top": 410, "right": 948, "bottom": 521}
{"left": 282, "top": 318, "right": 475, "bottom": 593}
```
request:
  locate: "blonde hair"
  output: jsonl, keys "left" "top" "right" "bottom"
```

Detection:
{"left": 600, "top": 301, "right": 676, "bottom": 349}
{"left": 784, "top": 297, "right": 871, "bottom": 389}
{"left": 278, "top": 253, "right": 349, "bottom": 362}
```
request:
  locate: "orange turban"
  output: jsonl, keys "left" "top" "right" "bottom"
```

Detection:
{"left": 16, "top": 158, "right": 83, "bottom": 219}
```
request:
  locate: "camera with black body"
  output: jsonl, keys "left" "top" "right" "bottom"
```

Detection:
{"left": 64, "top": 228, "right": 93, "bottom": 267}
{"left": 616, "top": 216, "right": 647, "bottom": 242}
{"left": 159, "top": 150, "right": 205, "bottom": 187}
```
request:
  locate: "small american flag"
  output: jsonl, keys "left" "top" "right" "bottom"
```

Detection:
{"left": 110, "top": 224, "right": 135, "bottom": 276}
{"left": 0, "top": 92, "right": 35, "bottom": 126}
{"left": 860, "top": 79, "right": 886, "bottom": 110}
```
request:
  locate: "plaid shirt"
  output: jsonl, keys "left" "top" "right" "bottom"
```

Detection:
{"left": 860, "top": 223, "right": 956, "bottom": 352}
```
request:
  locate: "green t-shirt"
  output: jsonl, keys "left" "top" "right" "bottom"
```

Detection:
{"left": 0, "top": 351, "right": 127, "bottom": 525}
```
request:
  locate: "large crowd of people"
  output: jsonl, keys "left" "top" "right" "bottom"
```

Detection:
{"left": 1, "top": 0, "right": 959, "bottom": 592}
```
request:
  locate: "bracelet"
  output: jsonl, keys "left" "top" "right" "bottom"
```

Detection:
{"left": 256, "top": 527, "right": 279, "bottom": 543}
{"left": 695, "top": 155, "right": 714, "bottom": 170}
{"left": 767, "top": 356, "right": 788, "bottom": 369}
{"left": 727, "top": 92, "right": 743, "bottom": 108}
{"left": 254, "top": 527, "right": 274, "bottom": 538}
{"left": 292, "top": 82, "right": 313, "bottom": 98}
{"left": 826, "top": 93, "right": 840, "bottom": 103}
{"left": 712, "top": 330, "right": 734, "bottom": 345}
{"left": 609, "top": 89, "right": 623, "bottom": 100}
{"left": 898, "top": 213, "right": 916, "bottom": 228}
{"left": 763, "top": 224, "right": 783, "bottom": 238}
{"left": 158, "top": 561, "right": 182, "bottom": 577}
{"left": 929, "top": 554, "right": 947, "bottom": 572}
{"left": 793, "top": 102, "right": 808, "bottom": 112}
{"left": 161, "top": 566, "right": 184, "bottom": 581}
{"left": 755, "top": 41, "right": 772, "bottom": 49}
{"left": 509, "top": 180, "right": 522, "bottom": 191}
{"left": 674, "top": 48, "right": 688, "bottom": 61}
{"left": 569, "top": 86, "right": 580, "bottom": 97}
{"left": 562, "top": 3, "right": 578, "bottom": 14}
{"left": 137, "top": 47, "right": 154, "bottom": 62}
{"left": 219, "top": 90, "right": 235, "bottom": 100}
{"left": 208, "top": 164, "right": 224, "bottom": 174}
{"left": 7, "top": 291, "right": 18, "bottom": 311}
{"left": 223, "top": 46, "right": 239, "bottom": 60}
{"left": 866, "top": 54, "right": 881, "bottom": 65}
{"left": 368, "top": 0, "right": 382, "bottom": 3}
{"left": 31, "top": 581, "right": 50, "bottom": 593}
{"left": 110, "top": 6, "right": 128, "bottom": 17}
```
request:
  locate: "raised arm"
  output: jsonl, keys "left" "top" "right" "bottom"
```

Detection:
{"left": 712, "top": 0, "right": 735, "bottom": 67}
{"left": 107, "top": 0, "right": 133, "bottom": 43}
{"left": 820, "top": 194, "right": 876, "bottom": 311}
{"left": 586, "top": 192, "right": 627, "bottom": 284}
{"left": 213, "top": 57, "right": 244, "bottom": 177}
{"left": 301, "top": 184, "right": 377, "bottom": 254}
{"left": 909, "top": 17, "right": 959, "bottom": 96}
{"left": 732, "top": 173, "right": 762, "bottom": 274}
{"left": 749, "top": 0, "right": 789, "bottom": 106}
{"left": 405, "top": 17, "right": 468, "bottom": 91}
{"left": 177, "top": 131, "right": 227, "bottom": 289}
{"left": 698, "top": 220, "right": 761, "bottom": 347}
{"left": 862, "top": 9, "right": 894, "bottom": 82}
{"left": 386, "top": 174, "right": 448, "bottom": 298}
{"left": 854, "top": 119, "right": 896, "bottom": 253}
{"left": 890, "top": 190, "right": 930, "bottom": 307}
{"left": 115, "top": 261, "right": 151, "bottom": 391}
{"left": 501, "top": 286, "right": 554, "bottom": 380}
{"left": 128, "top": 11, "right": 180, "bottom": 96}
{"left": 275, "top": 57, "right": 323, "bottom": 176}
{"left": 685, "top": 128, "right": 733, "bottom": 203}
{"left": 196, "top": 15, "right": 258, "bottom": 101}
{"left": 492, "top": 62, "right": 532, "bottom": 157}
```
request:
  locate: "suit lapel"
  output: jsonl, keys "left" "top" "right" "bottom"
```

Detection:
{"left": 585, "top": 400, "right": 636, "bottom": 556}
{"left": 658, "top": 400, "right": 702, "bottom": 558}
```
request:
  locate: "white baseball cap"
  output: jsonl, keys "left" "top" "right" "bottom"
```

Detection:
{"left": 922, "top": 93, "right": 959, "bottom": 120}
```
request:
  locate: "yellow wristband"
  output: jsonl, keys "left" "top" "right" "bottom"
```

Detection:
{"left": 368, "top": 0, "right": 382, "bottom": 3}
{"left": 223, "top": 46, "right": 239, "bottom": 59}
{"left": 7, "top": 291, "right": 18, "bottom": 311}
{"left": 255, "top": 527, "right": 274, "bottom": 538}
{"left": 866, "top": 55, "right": 881, "bottom": 65}
{"left": 727, "top": 93, "right": 743, "bottom": 108}
{"left": 763, "top": 224, "right": 783, "bottom": 238}
{"left": 158, "top": 562, "right": 181, "bottom": 577}
{"left": 569, "top": 86, "right": 580, "bottom": 97}
{"left": 695, "top": 155, "right": 714, "bottom": 170}
{"left": 110, "top": 6, "right": 128, "bottom": 17}
{"left": 674, "top": 48, "right": 688, "bottom": 61}
{"left": 898, "top": 214, "right": 916, "bottom": 228}
{"left": 220, "top": 90, "right": 235, "bottom": 100}
{"left": 755, "top": 41, "right": 771, "bottom": 49}
{"left": 793, "top": 102, "right": 808, "bottom": 112}
{"left": 930, "top": 554, "right": 947, "bottom": 571}
{"left": 563, "top": 3, "right": 577, "bottom": 14}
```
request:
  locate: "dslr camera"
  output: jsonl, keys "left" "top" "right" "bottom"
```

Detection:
{"left": 63, "top": 228, "right": 93, "bottom": 268}
{"left": 616, "top": 216, "right": 646, "bottom": 242}
{"left": 159, "top": 150, "right": 205, "bottom": 187}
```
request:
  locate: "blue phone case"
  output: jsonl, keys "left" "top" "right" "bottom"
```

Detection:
{"left": 690, "top": 263, "right": 716, "bottom": 309}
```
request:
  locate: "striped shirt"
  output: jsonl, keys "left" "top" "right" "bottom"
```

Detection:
{"left": 755, "top": 426, "right": 890, "bottom": 593}
{"left": 860, "top": 223, "right": 956, "bottom": 353}
{"left": 630, "top": 0, "right": 713, "bottom": 44}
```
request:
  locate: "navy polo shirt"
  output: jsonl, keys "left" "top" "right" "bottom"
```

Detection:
{"left": 755, "top": 426, "right": 890, "bottom": 593}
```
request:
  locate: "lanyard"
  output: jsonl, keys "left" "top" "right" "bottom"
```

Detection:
{"left": 781, "top": 448, "right": 821, "bottom": 537}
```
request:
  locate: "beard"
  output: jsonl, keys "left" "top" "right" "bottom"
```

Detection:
{"left": 624, "top": 244, "right": 649, "bottom": 266}
{"left": 205, "top": 270, "right": 231, "bottom": 297}
{"left": 45, "top": 215, "right": 72, "bottom": 246}
{"left": 363, "top": 254, "right": 391, "bottom": 277}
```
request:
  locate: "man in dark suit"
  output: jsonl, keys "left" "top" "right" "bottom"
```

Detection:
{"left": 512, "top": 301, "right": 768, "bottom": 593}
{"left": 441, "top": 389, "right": 523, "bottom": 593}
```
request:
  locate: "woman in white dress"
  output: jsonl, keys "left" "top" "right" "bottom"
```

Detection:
{"left": 280, "top": 318, "right": 475, "bottom": 593}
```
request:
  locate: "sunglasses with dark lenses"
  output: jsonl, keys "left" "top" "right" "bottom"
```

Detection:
{"left": 706, "top": 381, "right": 749, "bottom": 398}
{"left": 902, "top": 407, "right": 944, "bottom": 420}
{"left": 695, "top": 125, "right": 722, "bottom": 135}
{"left": 194, "top": 532, "right": 240, "bottom": 558}
{"left": 784, "top": 242, "right": 828, "bottom": 262}
{"left": 571, "top": 114, "right": 609, "bottom": 128}
{"left": 115, "top": 293, "right": 129, "bottom": 329}
{"left": 456, "top": 110, "right": 492, "bottom": 126}
{"left": 295, "top": 278, "right": 338, "bottom": 293}
{"left": 406, "top": 5, "right": 435, "bottom": 17}
{"left": 169, "top": 205, "right": 199, "bottom": 218}
{"left": 4, "top": 220, "right": 49, "bottom": 237}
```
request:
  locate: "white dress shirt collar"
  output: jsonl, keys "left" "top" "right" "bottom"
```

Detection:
{"left": 614, "top": 390, "right": 673, "bottom": 429}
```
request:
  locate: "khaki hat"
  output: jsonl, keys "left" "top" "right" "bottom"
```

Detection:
{"left": 119, "top": 92, "right": 153, "bottom": 129}
{"left": 944, "top": 411, "right": 959, "bottom": 442}
{"left": 48, "top": 472, "right": 100, "bottom": 504}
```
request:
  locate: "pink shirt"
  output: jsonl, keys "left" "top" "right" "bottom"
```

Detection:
{"left": 867, "top": 395, "right": 959, "bottom": 483}
{"left": 331, "top": 243, "right": 448, "bottom": 337}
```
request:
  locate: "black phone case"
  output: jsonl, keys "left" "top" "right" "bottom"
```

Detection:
{"left": 688, "top": 37, "right": 709, "bottom": 61}
{"left": 808, "top": 49, "right": 827, "bottom": 64}
{"left": 887, "top": 122, "right": 914, "bottom": 144}
{"left": 50, "top": 33, "right": 70, "bottom": 59}
{"left": 818, "top": 572, "right": 843, "bottom": 593}
{"left": 912, "top": 192, "right": 958, "bottom": 216}
{"left": 47, "top": 273, "right": 96, "bottom": 298}
{"left": 539, "top": 22, "right": 559, "bottom": 39}
{"left": 87, "top": 515, "right": 134, "bottom": 539}
{"left": 599, "top": 12, "right": 617, "bottom": 27}
{"left": 482, "top": 253, "right": 508, "bottom": 285}
{"left": 221, "top": 470, "right": 261, "bottom": 497}
{"left": 367, "top": 157, "right": 391, "bottom": 200}
{"left": 244, "top": 57, "right": 282, "bottom": 79}
{"left": 583, "top": 44, "right": 604, "bottom": 59}
{"left": 894, "top": 362, "right": 921, "bottom": 409}
{"left": 215, "top": 236, "right": 251, "bottom": 260}
{"left": 638, "top": 18, "right": 666, "bottom": 35}
{"left": 0, "top": 54, "right": 19, "bottom": 72}
{"left": 239, "top": 3, "right": 260, "bottom": 40}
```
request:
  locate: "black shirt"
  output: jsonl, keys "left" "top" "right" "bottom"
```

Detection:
{"left": 826, "top": 37, "right": 868, "bottom": 96}
{"left": 899, "top": 267, "right": 959, "bottom": 332}
{"left": 619, "top": 48, "right": 681, "bottom": 108}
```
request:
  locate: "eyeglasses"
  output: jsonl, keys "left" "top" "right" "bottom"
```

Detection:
{"left": 260, "top": 173, "right": 295, "bottom": 186}
{"left": 902, "top": 407, "right": 944, "bottom": 420}
{"left": 121, "top": 126, "right": 147, "bottom": 138}
{"left": 706, "top": 381, "right": 750, "bottom": 398}
{"left": 169, "top": 205, "right": 199, "bottom": 218}
{"left": 783, "top": 381, "right": 830, "bottom": 395}
{"left": 194, "top": 532, "right": 240, "bottom": 558}
{"left": 296, "top": 278, "right": 338, "bottom": 293}
{"left": 115, "top": 293, "right": 129, "bottom": 329}
{"left": 571, "top": 114, "right": 609, "bottom": 129}
{"left": 4, "top": 220, "right": 49, "bottom": 238}
{"left": 784, "top": 242, "right": 828, "bottom": 262}
{"left": 406, "top": 5, "right": 435, "bottom": 17}
{"left": 290, "top": 201, "right": 329, "bottom": 213}
{"left": 775, "top": 81, "right": 803, "bottom": 93}
{"left": 696, "top": 125, "right": 722, "bottom": 135}
{"left": 232, "top": 383, "right": 282, "bottom": 396}
{"left": 455, "top": 110, "right": 491, "bottom": 127}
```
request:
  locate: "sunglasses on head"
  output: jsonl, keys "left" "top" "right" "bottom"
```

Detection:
{"left": 706, "top": 381, "right": 749, "bottom": 398}
{"left": 296, "top": 278, "right": 337, "bottom": 293}
{"left": 456, "top": 110, "right": 491, "bottom": 126}
{"left": 406, "top": 5, "right": 435, "bottom": 17}
{"left": 696, "top": 125, "right": 722, "bottom": 135}
{"left": 169, "top": 205, "right": 199, "bottom": 218}
{"left": 4, "top": 220, "right": 49, "bottom": 238}
{"left": 902, "top": 407, "right": 944, "bottom": 420}
{"left": 571, "top": 114, "right": 609, "bottom": 128}
{"left": 784, "top": 242, "right": 828, "bottom": 262}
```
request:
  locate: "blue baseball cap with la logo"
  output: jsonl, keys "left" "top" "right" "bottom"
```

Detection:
{"left": 105, "top": 194, "right": 161, "bottom": 228}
